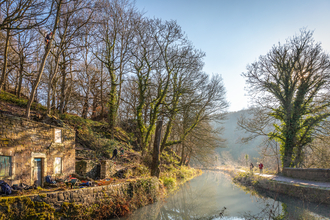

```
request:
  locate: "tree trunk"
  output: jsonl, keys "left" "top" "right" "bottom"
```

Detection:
{"left": 160, "top": 117, "right": 174, "bottom": 152}
{"left": 47, "top": 60, "right": 54, "bottom": 114}
{"left": 51, "top": 82, "right": 56, "bottom": 113}
{"left": 47, "top": 71, "right": 52, "bottom": 114}
{"left": 283, "top": 148, "right": 293, "bottom": 168}
{"left": 81, "top": 73, "right": 90, "bottom": 119}
{"left": 63, "top": 64, "right": 73, "bottom": 113}
{"left": 100, "top": 62, "right": 104, "bottom": 118}
{"left": 17, "top": 55, "right": 24, "bottom": 98}
{"left": 14, "top": 71, "right": 18, "bottom": 95}
{"left": 0, "top": 28, "right": 10, "bottom": 91}
{"left": 81, "top": 95, "right": 90, "bottom": 119}
{"left": 63, "top": 84, "right": 72, "bottom": 113}
{"left": 91, "top": 91, "right": 99, "bottom": 119}
{"left": 151, "top": 121, "right": 163, "bottom": 178}
{"left": 108, "top": 68, "right": 117, "bottom": 138}
{"left": 59, "top": 56, "right": 67, "bottom": 114}
{"left": 26, "top": 0, "right": 63, "bottom": 118}
{"left": 179, "top": 142, "right": 185, "bottom": 166}
{"left": 27, "top": 48, "right": 52, "bottom": 117}
{"left": 292, "top": 146, "right": 303, "bottom": 168}
{"left": 185, "top": 148, "right": 192, "bottom": 166}
{"left": 47, "top": 53, "right": 61, "bottom": 114}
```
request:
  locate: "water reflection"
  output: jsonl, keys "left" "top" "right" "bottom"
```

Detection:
{"left": 115, "top": 171, "right": 330, "bottom": 220}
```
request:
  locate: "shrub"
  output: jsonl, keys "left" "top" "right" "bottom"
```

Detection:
{"left": 161, "top": 177, "right": 176, "bottom": 190}
{"left": 134, "top": 164, "right": 149, "bottom": 177}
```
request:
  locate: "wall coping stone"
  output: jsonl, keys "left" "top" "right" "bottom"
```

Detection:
{"left": 284, "top": 167, "right": 330, "bottom": 171}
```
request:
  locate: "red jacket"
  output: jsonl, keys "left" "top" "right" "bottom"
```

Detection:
{"left": 258, "top": 163, "right": 263, "bottom": 169}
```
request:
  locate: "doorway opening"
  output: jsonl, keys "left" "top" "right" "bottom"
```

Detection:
{"left": 33, "top": 158, "right": 43, "bottom": 186}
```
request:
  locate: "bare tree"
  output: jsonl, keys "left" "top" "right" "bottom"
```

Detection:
{"left": 0, "top": 0, "right": 51, "bottom": 31}
{"left": 131, "top": 19, "right": 189, "bottom": 155}
{"left": 46, "top": 0, "right": 93, "bottom": 114}
{"left": 94, "top": 0, "right": 141, "bottom": 137}
{"left": 25, "top": 0, "right": 63, "bottom": 118}
{"left": 241, "top": 29, "right": 330, "bottom": 167}
{"left": 165, "top": 74, "right": 228, "bottom": 150}
{"left": 10, "top": 29, "right": 36, "bottom": 97}
{"left": 0, "top": 0, "right": 51, "bottom": 90}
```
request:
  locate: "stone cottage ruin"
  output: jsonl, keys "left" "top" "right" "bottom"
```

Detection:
{"left": 0, "top": 114, "right": 75, "bottom": 186}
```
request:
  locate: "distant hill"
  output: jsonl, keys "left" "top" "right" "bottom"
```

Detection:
{"left": 214, "top": 109, "right": 264, "bottom": 162}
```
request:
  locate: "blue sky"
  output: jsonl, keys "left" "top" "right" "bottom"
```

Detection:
{"left": 135, "top": 0, "right": 330, "bottom": 111}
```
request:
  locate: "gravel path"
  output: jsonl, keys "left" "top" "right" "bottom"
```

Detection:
{"left": 239, "top": 169, "right": 330, "bottom": 188}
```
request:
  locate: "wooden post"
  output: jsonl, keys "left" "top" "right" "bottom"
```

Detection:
{"left": 151, "top": 121, "right": 163, "bottom": 178}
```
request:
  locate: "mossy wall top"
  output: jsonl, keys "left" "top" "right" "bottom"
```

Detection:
{"left": 0, "top": 114, "right": 75, "bottom": 185}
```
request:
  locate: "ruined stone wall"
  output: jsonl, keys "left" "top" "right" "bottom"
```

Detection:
{"left": 283, "top": 168, "right": 330, "bottom": 182}
{"left": 100, "top": 160, "right": 116, "bottom": 179}
{"left": 76, "top": 160, "right": 116, "bottom": 180}
{"left": 0, "top": 114, "right": 75, "bottom": 185}
{"left": 76, "top": 160, "right": 100, "bottom": 179}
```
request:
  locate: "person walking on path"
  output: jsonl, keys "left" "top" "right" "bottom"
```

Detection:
{"left": 111, "top": 148, "right": 118, "bottom": 160}
{"left": 120, "top": 147, "right": 124, "bottom": 156}
{"left": 258, "top": 162, "right": 264, "bottom": 174}
{"left": 250, "top": 163, "right": 254, "bottom": 172}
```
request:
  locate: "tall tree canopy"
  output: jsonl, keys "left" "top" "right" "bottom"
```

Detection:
{"left": 241, "top": 29, "right": 330, "bottom": 168}
{"left": 0, "top": 0, "right": 228, "bottom": 167}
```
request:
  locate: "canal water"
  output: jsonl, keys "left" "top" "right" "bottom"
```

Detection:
{"left": 116, "top": 171, "right": 330, "bottom": 220}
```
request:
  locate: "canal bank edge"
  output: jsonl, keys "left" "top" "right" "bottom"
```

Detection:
{"left": 0, "top": 177, "right": 162, "bottom": 219}
{"left": 220, "top": 169, "right": 330, "bottom": 205}
{"left": 0, "top": 167, "right": 203, "bottom": 219}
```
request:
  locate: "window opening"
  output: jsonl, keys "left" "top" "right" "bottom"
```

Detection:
{"left": 0, "top": 156, "right": 11, "bottom": 177}
{"left": 54, "top": 129, "right": 62, "bottom": 143}
{"left": 54, "top": 157, "right": 62, "bottom": 174}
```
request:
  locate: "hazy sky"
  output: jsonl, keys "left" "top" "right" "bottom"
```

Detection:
{"left": 135, "top": 0, "right": 330, "bottom": 112}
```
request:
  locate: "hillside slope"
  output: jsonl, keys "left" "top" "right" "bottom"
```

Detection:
{"left": 215, "top": 109, "right": 264, "bottom": 162}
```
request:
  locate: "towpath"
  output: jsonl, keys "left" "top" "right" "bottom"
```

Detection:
{"left": 238, "top": 169, "right": 330, "bottom": 189}
{"left": 197, "top": 167, "right": 330, "bottom": 189}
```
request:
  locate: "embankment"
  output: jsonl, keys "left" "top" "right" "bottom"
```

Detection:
{"left": 0, "top": 177, "right": 161, "bottom": 219}
{"left": 219, "top": 168, "right": 330, "bottom": 205}
{"left": 0, "top": 167, "right": 202, "bottom": 219}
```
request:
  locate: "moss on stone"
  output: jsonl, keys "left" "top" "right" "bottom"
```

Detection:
{"left": 0, "top": 175, "right": 195, "bottom": 219}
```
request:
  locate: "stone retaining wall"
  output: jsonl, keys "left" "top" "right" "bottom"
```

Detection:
{"left": 283, "top": 167, "right": 330, "bottom": 182}
{"left": 0, "top": 177, "right": 160, "bottom": 214}
{"left": 34, "top": 182, "right": 129, "bottom": 210}
{"left": 221, "top": 169, "right": 330, "bottom": 205}
{"left": 257, "top": 178, "right": 330, "bottom": 205}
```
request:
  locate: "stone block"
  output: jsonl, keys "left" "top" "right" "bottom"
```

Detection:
{"left": 71, "top": 192, "right": 78, "bottom": 199}
{"left": 47, "top": 193, "right": 57, "bottom": 199}
{"left": 63, "top": 192, "right": 70, "bottom": 200}
{"left": 283, "top": 168, "right": 330, "bottom": 182}
{"left": 58, "top": 193, "right": 64, "bottom": 201}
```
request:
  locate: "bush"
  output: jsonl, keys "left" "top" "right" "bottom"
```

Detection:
{"left": 134, "top": 164, "right": 149, "bottom": 177}
{"left": 175, "top": 166, "right": 194, "bottom": 179}
{"left": 161, "top": 177, "right": 176, "bottom": 190}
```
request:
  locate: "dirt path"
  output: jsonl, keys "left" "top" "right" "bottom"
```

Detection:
{"left": 238, "top": 169, "right": 330, "bottom": 189}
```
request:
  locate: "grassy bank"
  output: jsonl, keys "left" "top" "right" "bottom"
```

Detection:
{"left": 160, "top": 166, "right": 202, "bottom": 193}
